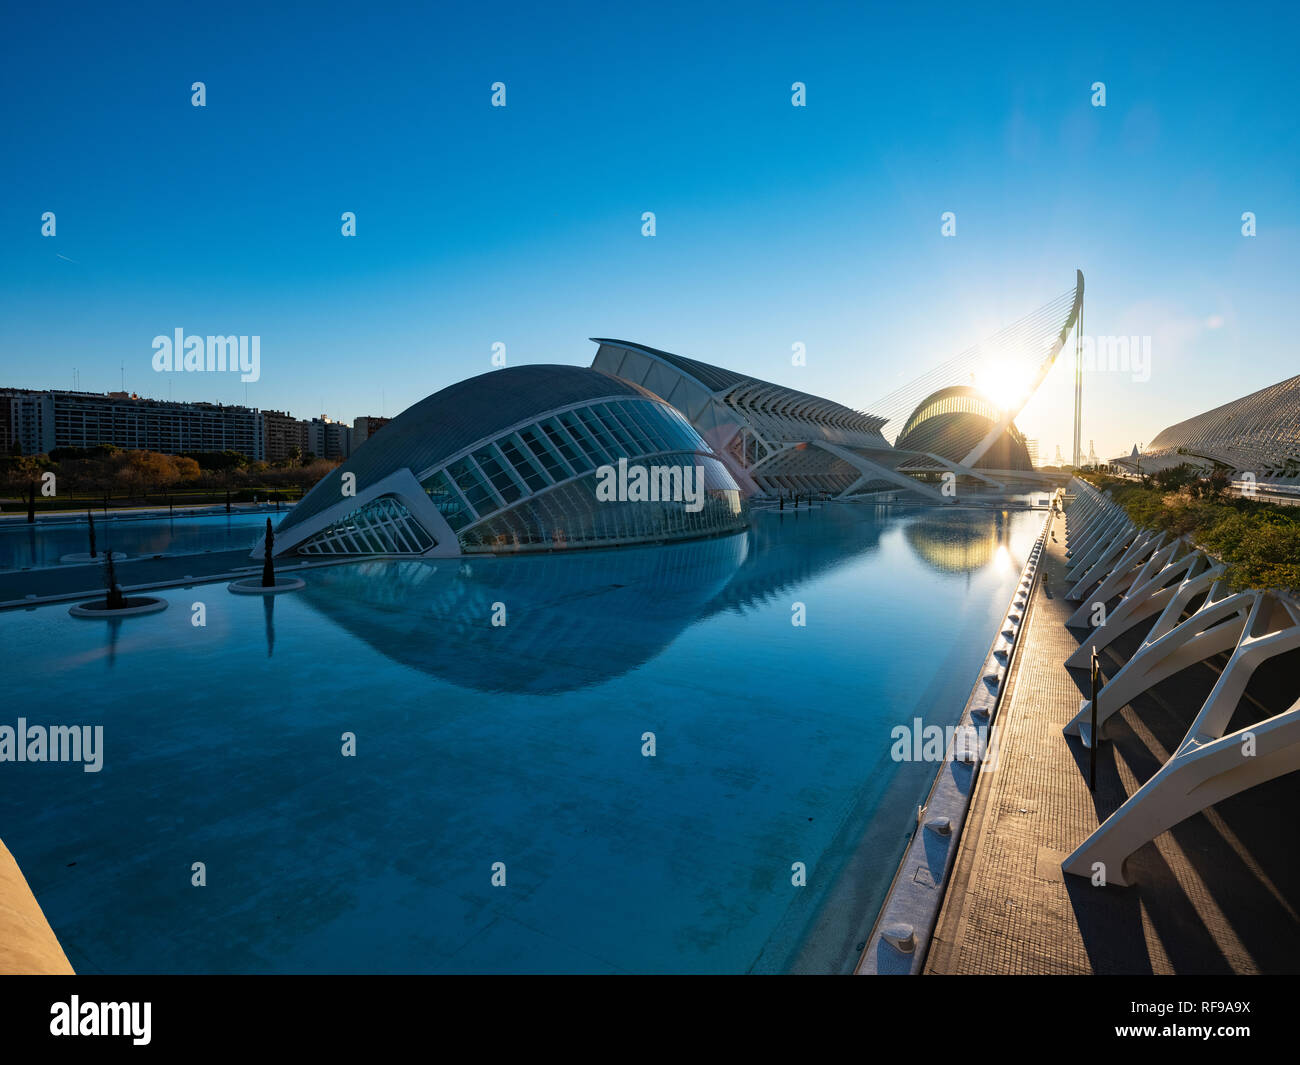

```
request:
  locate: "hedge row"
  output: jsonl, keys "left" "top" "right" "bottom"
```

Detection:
{"left": 1083, "top": 473, "right": 1300, "bottom": 593}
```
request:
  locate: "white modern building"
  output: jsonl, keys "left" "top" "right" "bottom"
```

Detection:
{"left": 592, "top": 272, "right": 1083, "bottom": 500}
{"left": 1114, "top": 374, "right": 1300, "bottom": 479}
{"left": 269, "top": 364, "right": 748, "bottom": 558}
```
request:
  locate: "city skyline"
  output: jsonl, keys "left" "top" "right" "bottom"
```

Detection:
{"left": 0, "top": 384, "right": 390, "bottom": 463}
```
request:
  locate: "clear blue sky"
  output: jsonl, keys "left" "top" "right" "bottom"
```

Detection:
{"left": 2, "top": 0, "right": 1296, "bottom": 461}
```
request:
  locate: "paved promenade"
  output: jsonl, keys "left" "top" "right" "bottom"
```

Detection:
{"left": 926, "top": 508, "right": 1300, "bottom": 974}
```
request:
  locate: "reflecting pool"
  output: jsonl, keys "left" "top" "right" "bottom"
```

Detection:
{"left": 0, "top": 502, "right": 1042, "bottom": 973}
{"left": 0, "top": 511, "right": 276, "bottom": 571}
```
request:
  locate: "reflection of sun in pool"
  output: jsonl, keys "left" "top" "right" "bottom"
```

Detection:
{"left": 993, "top": 544, "right": 1014, "bottom": 574}
{"left": 903, "top": 515, "right": 1003, "bottom": 574}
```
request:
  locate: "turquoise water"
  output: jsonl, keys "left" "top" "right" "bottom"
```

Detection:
{"left": 0, "top": 511, "right": 275, "bottom": 570}
{"left": 0, "top": 503, "right": 1040, "bottom": 973}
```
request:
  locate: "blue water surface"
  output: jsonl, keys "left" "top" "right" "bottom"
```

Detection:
{"left": 0, "top": 510, "right": 275, "bottom": 570}
{"left": 0, "top": 502, "right": 1041, "bottom": 973}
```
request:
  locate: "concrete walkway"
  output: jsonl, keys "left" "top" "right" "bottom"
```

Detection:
{"left": 926, "top": 507, "right": 1300, "bottom": 974}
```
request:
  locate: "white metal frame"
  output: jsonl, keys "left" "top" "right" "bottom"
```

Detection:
{"left": 1058, "top": 477, "right": 1300, "bottom": 886}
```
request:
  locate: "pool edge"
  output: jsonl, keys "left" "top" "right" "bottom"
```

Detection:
{"left": 854, "top": 498, "right": 1055, "bottom": 974}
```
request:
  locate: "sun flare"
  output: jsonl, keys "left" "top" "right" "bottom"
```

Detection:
{"left": 973, "top": 361, "right": 1034, "bottom": 412}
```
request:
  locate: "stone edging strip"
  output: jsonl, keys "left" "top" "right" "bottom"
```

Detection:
{"left": 855, "top": 500, "right": 1055, "bottom": 974}
{"left": 0, "top": 557, "right": 358, "bottom": 612}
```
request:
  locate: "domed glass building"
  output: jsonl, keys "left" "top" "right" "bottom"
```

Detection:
{"left": 269, "top": 365, "right": 747, "bottom": 558}
{"left": 893, "top": 385, "right": 1034, "bottom": 471}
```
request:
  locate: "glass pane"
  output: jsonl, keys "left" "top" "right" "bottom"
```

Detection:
{"left": 540, "top": 418, "right": 591, "bottom": 472}
{"left": 559, "top": 411, "right": 610, "bottom": 465}
{"left": 601, "top": 403, "right": 653, "bottom": 452}
{"left": 422, "top": 469, "right": 474, "bottom": 531}
{"left": 448, "top": 457, "right": 501, "bottom": 514}
{"left": 574, "top": 407, "right": 621, "bottom": 458}
{"left": 473, "top": 446, "right": 523, "bottom": 505}
{"left": 498, "top": 434, "right": 550, "bottom": 493}
{"left": 518, "top": 425, "right": 571, "bottom": 480}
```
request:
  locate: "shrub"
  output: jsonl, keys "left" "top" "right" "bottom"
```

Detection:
{"left": 1083, "top": 474, "right": 1300, "bottom": 593}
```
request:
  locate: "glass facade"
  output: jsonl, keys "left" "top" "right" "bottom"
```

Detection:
{"left": 286, "top": 394, "right": 747, "bottom": 558}
{"left": 296, "top": 495, "right": 437, "bottom": 556}
{"left": 418, "top": 397, "right": 746, "bottom": 554}
{"left": 459, "top": 453, "right": 744, "bottom": 553}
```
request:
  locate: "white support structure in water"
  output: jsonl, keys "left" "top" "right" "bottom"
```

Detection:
{"left": 1057, "top": 478, "right": 1300, "bottom": 886}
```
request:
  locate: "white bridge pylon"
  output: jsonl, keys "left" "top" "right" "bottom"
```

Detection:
{"left": 959, "top": 270, "right": 1085, "bottom": 469}
{"left": 1058, "top": 478, "right": 1300, "bottom": 886}
{"left": 857, "top": 271, "right": 1084, "bottom": 495}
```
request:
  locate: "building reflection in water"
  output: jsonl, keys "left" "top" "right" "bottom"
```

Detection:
{"left": 296, "top": 503, "right": 1013, "bottom": 694}
{"left": 902, "top": 507, "right": 1012, "bottom": 579}
{"left": 297, "top": 531, "right": 750, "bottom": 695}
